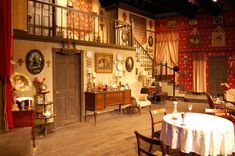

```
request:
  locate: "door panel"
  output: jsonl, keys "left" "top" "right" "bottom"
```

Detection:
{"left": 54, "top": 52, "right": 81, "bottom": 126}
{"left": 208, "top": 56, "right": 228, "bottom": 96}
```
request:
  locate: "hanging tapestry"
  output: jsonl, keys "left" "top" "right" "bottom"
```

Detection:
{"left": 129, "top": 14, "right": 146, "bottom": 45}
{"left": 68, "top": 0, "right": 93, "bottom": 38}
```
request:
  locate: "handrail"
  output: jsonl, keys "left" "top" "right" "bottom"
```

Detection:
{"left": 27, "top": 0, "right": 133, "bottom": 47}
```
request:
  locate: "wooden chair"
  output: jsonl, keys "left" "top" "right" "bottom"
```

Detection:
{"left": 149, "top": 108, "right": 166, "bottom": 139}
{"left": 205, "top": 108, "right": 227, "bottom": 118}
{"left": 205, "top": 92, "right": 225, "bottom": 109}
{"left": 134, "top": 130, "right": 167, "bottom": 156}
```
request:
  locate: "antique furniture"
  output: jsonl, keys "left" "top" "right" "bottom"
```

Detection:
{"left": 160, "top": 113, "right": 235, "bottom": 156}
{"left": 12, "top": 110, "right": 35, "bottom": 148}
{"left": 224, "top": 88, "right": 235, "bottom": 103}
{"left": 130, "top": 82, "right": 151, "bottom": 115}
{"left": 134, "top": 130, "right": 166, "bottom": 156}
{"left": 35, "top": 91, "right": 55, "bottom": 135}
{"left": 205, "top": 92, "right": 225, "bottom": 109}
{"left": 85, "top": 89, "right": 131, "bottom": 124}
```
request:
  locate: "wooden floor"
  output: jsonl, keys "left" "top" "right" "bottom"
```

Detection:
{"left": 33, "top": 100, "right": 208, "bottom": 156}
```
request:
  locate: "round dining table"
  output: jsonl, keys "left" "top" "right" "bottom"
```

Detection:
{"left": 160, "top": 112, "right": 235, "bottom": 156}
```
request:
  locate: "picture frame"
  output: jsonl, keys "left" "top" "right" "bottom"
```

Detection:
{"left": 125, "top": 56, "right": 134, "bottom": 72}
{"left": 188, "top": 35, "right": 201, "bottom": 46}
{"left": 26, "top": 49, "right": 45, "bottom": 75}
{"left": 212, "top": 31, "right": 226, "bottom": 47}
{"left": 95, "top": 53, "right": 113, "bottom": 73}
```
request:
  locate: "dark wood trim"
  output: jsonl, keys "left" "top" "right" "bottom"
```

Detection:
{"left": 118, "top": 2, "right": 155, "bottom": 19}
{"left": 13, "top": 29, "right": 136, "bottom": 51}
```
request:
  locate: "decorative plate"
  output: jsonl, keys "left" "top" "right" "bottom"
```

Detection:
{"left": 116, "top": 63, "right": 122, "bottom": 71}
{"left": 116, "top": 53, "right": 122, "bottom": 61}
{"left": 86, "top": 51, "right": 92, "bottom": 58}
{"left": 189, "top": 19, "right": 199, "bottom": 25}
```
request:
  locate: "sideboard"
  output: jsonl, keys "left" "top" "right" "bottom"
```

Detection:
{"left": 85, "top": 89, "right": 131, "bottom": 124}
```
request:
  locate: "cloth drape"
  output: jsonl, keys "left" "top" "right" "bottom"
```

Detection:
{"left": 155, "top": 33, "right": 179, "bottom": 75}
{"left": 0, "top": 0, "right": 13, "bottom": 128}
{"left": 193, "top": 53, "right": 206, "bottom": 93}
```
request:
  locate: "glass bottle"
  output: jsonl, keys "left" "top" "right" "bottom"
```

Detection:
{"left": 172, "top": 101, "right": 178, "bottom": 120}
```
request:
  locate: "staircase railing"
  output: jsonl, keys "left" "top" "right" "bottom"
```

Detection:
{"left": 133, "top": 38, "right": 153, "bottom": 70}
{"left": 154, "top": 62, "right": 179, "bottom": 99}
{"left": 27, "top": 0, "right": 133, "bottom": 47}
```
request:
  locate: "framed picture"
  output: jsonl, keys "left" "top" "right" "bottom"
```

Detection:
{"left": 213, "top": 16, "right": 223, "bottom": 25}
{"left": 125, "top": 56, "right": 134, "bottom": 72}
{"left": 212, "top": 31, "right": 226, "bottom": 47}
{"left": 189, "top": 35, "right": 201, "bottom": 46}
{"left": 95, "top": 53, "right": 113, "bottom": 73}
{"left": 26, "top": 49, "right": 44, "bottom": 75}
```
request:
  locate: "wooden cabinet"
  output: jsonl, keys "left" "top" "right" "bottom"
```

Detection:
{"left": 85, "top": 90, "right": 131, "bottom": 124}
{"left": 12, "top": 110, "right": 35, "bottom": 148}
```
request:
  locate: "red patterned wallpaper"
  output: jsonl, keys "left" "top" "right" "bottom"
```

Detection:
{"left": 155, "top": 12, "right": 235, "bottom": 91}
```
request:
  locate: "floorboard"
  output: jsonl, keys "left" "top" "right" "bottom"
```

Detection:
{"left": 33, "top": 100, "right": 208, "bottom": 156}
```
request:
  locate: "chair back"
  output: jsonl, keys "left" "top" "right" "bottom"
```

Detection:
{"left": 134, "top": 130, "right": 166, "bottom": 156}
{"left": 130, "top": 82, "right": 143, "bottom": 99}
{"left": 205, "top": 108, "right": 227, "bottom": 118}
{"left": 205, "top": 93, "right": 215, "bottom": 109}
{"left": 149, "top": 109, "right": 166, "bottom": 138}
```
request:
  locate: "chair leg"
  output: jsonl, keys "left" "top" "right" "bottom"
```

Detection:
{"left": 138, "top": 107, "right": 141, "bottom": 115}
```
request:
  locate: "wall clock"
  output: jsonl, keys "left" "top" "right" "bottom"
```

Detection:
{"left": 26, "top": 49, "right": 44, "bottom": 75}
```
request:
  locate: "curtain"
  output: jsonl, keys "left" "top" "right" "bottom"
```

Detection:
{"left": 193, "top": 53, "right": 206, "bottom": 93}
{"left": 155, "top": 33, "right": 179, "bottom": 75}
{"left": 0, "top": 0, "right": 13, "bottom": 128}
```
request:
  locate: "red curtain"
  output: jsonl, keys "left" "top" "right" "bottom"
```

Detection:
{"left": 0, "top": 0, "right": 13, "bottom": 128}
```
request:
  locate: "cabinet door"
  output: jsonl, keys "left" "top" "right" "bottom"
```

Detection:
{"left": 105, "top": 92, "right": 123, "bottom": 106}
{"left": 95, "top": 94, "right": 105, "bottom": 109}
{"left": 124, "top": 90, "right": 131, "bottom": 105}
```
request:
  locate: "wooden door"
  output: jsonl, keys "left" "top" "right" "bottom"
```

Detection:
{"left": 53, "top": 52, "right": 81, "bottom": 126}
{"left": 208, "top": 56, "right": 228, "bottom": 96}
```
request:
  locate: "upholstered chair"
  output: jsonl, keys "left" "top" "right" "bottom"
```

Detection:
{"left": 129, "top": 82, "right": 151, "bottom": 115}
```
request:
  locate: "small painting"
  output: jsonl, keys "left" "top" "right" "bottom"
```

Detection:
{"left": 167, "top": 20, "right": 176, "bottom": 28}
{"left": 189, "top": 35, "right": 201, "bottom": 46}
{"left": 212, "top": 31, "right": 226, "bottom": 47}
{"left": 26, "top": 49, "right": 44, "bottom": 75}
{"left": 95, "top": 53, "right": 113, "bottom": 73}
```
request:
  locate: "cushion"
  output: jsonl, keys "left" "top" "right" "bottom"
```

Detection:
{"left": 138, "top": 94, "right": 148, "bottom": 101}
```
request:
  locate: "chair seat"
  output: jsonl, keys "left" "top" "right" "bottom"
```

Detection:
{"left": 136, "top": 100, "right": 151, "bottom": 108}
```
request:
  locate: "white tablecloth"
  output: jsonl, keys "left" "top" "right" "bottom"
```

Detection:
{"left": 160, "top": 112, "right": 235, "bottom": 156}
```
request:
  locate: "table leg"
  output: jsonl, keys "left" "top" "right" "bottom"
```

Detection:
{"left": 85, "top": 109, "right": 87, "bottom": 122}
{"left": 44, "top": 118, "right": 48, "bottom": 135}
{"left": 32, "top": 126, "right": 36, "bottom": 148}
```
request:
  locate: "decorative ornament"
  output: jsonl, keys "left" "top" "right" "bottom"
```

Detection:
{"left": 122, "top": 12, "right": 127, "bottom": 21}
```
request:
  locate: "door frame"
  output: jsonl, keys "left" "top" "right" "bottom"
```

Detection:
{"left": 52, "top": 48, "right": 84, "bottom": 127}
{"left": 208, "top": 55, "right": 228, "bottom": 96}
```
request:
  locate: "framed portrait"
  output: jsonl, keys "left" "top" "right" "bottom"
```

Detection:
{"left": 189, "top": 35, "right": 201, "bottom": 46}
{"left": 212, "top": 31, "right": 226, "bottom": 47}
{"left": 125, "top": 56, "right": 134, "bottom": 72}
{"left": 26, "top": 49, "right": 45, "bottom": 75}
{"left": 95, "top": 53, "right": 113, "bottom": 73}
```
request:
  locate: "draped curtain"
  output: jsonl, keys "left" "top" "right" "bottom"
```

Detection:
{"left": 155, "top": 33, "right": 179, "bottom": 75}
{"left": 193, "top": 53, "right": 206, "bottom": 93}
{"left": 0, "top": 0, "right": 13, "bottom": 128}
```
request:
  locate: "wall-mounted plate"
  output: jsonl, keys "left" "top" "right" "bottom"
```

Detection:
{"left": 86, "top": 51, "right": 92, "bottom": 58}
{"left": 116, "top": 63, "right": 122, "bottom": 71}
{"left": 116, "top": 53, "right": 122, "bottom": 61}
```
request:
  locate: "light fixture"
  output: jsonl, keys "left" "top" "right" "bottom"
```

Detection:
{"left": 212, "top": 0, "right": 217, "bottom": 2}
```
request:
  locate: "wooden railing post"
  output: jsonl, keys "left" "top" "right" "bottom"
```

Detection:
{"left": 130, "top": 18, "right": 134, "bottom": 47}
{"left": 160, "top": 62, "right": 163, "bottom": 80}
{"left": 165, "top": 62, "right": 168, "bottom": 79}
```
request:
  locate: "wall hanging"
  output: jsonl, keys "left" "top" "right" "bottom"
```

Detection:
{"left": 26, "top": 49, "right": 44, "bottom": 74}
